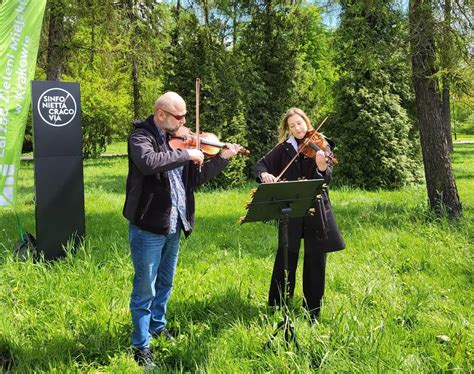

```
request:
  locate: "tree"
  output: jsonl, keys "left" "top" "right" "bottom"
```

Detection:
{"left": 330, "top": 0, "right": 421, "bottom": 189}
{"left": 409, "top": 0, "right": 462, "bottom": 218}
{"left": 290, "top": 5, "right": 337, "bottom": 120}
{"left": 437, "top": 0, "right": 472, "bottom": 153}
{"left": 239, "top": 1, "right": 303, "bottom": 168}
{"left": 122, "top": 0, "right": 171, "bottom": 119}
{"left": 163, "top": 5, "right": 248, "bottom": 186}
{"left": 440, "top": 0, "right": 453, "bottom": 152}
{"left": 45, "top": 0, "right": 76, "bottom": 81}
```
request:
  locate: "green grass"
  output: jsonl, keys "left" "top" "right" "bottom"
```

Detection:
{"left": 454, "top": 133, "right": 474, "bottom": 142}
{"left": 104, "top": 141, "right": 127, "bottom": 155}
{"left": 1, "top": 145, "right": 473, "bottom": 372}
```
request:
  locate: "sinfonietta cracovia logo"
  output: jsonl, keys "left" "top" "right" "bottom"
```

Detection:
{"left": 37, "top": 88, "right": 77, "bottom": 127}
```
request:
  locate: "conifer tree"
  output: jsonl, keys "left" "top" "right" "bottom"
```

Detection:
{"left": 331, "top": 0, "right": 421, "bottom": 189}
{"left": 238, "top": 1, "right": 301, "bottom": 168}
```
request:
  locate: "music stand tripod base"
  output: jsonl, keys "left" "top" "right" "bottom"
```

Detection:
{"left": 264, "top": 207, "right": 301, "bottom": 352}
{"left": 240, "top": 179, "right": 326, "bottom": 352}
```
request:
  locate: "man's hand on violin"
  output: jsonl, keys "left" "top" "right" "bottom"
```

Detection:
{"left": 187, "top": 149, "right": 205, "bottom": 165}
{"left": 315, "top": 150, "right": 328, "bottom": 172}
{"left": 220, "top": 143, "right": 240, "bottom": 159}
{"left": 260, "top": 172, "right": 278, "bottom": 184}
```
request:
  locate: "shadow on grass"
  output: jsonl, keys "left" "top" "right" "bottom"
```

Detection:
{"left": 3, "top": 321, "right": 129, "bottom": 372}
{"left": 171, "top": 286, "right": 262, "bottom": 328}
{"left": 0, "top": 337, "right": 14, "bottom": 373}
{"left": 2, "top": 287, "right": 265, "bottom": 373}
{"left": 153, "top": 286, "right": 264, "bottom": 370}
{"left": 452, "top": 143, "right": 474, "bottom": 158}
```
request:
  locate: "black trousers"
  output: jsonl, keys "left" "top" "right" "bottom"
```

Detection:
{"left": 268, "top": 222, "right": 327, "bottom": 315}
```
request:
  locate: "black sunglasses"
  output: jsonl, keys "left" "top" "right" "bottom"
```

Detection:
{"left": 162, "top": 109, "right": 186, "bottom": 121}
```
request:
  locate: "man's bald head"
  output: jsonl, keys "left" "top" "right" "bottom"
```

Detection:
{"left": 153, "top": 91, "right": 187, "bottom": 134}
{"left": 154, "top": 92, "right": 186, "bottom": 114}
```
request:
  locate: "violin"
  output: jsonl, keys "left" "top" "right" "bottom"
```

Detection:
{"left": 168, "top": 126, "right": 250, "bottom": 157}
{"left": 300, "top": 130, "right": 338, "bottom": 165}
{"left": 275, "top": 119, "right": 337, "bottom": 182}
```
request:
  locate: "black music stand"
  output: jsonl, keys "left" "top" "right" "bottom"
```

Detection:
{"left": 241, "top": 179, "right": 325, "bottom": 351}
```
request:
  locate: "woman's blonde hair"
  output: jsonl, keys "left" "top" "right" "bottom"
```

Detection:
{"left": 278, "top": 107, "right": 313, "bottom": 143}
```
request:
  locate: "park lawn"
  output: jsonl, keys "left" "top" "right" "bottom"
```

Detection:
{"left": 454, "top": 134, "right": 474, "bottom": 142}
{"left": 0, "top": 144, "right": 472, "bottom": 373}
{"left": 104, "top": 141, "right": 127, "bottom": 155}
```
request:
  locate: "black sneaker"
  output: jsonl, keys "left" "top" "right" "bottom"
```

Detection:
{"left": 133, "top": 347, "right": 156, "bottom": 369}
{"left": 151, "top": 328, "right": 175, "bottom": 341}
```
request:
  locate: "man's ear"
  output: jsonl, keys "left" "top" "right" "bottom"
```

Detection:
{"left": 154, "top": 109, "right": 165, "bottom": 122}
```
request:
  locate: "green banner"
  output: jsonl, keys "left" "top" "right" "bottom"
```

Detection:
{"left": 0, "top": 0, "right": 47, "bottom": 207}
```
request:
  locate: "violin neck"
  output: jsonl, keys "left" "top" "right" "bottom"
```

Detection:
{"left": 200, "top": 138, "right": 225, "bottom": 148}
{"left": 173, "top": 134, "right": 225, "bottom": 149}
{"left": 307, "top": 141, "right": 321, "bottom": 152}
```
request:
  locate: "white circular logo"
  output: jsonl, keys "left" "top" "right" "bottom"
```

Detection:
{"left": 37, "top": 88, "right": 77, "bottom": 127}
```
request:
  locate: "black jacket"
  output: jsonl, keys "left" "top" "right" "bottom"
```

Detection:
{"left": 123, "top": 115, "right": 229, "bottom": 236}
{"left": 253, "top": 140, "right": 345, "bottom": 253}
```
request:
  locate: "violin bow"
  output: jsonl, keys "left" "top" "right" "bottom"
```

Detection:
{"left": 275, "top": 138, "right": 311, "bottom": 182}
{"left": 315, "top": 115, "right": 329, "bottom": 132}
{"left": 196, "top": 78, "right": 201, "bottom": 171}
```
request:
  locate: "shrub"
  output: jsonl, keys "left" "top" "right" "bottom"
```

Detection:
{"left": 65, "top": 73, "right": 132, "bottom": 158}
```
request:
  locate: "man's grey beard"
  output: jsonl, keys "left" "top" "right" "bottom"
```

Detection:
{"left": 161, "top": 121, "right": 178, "bottom": 135}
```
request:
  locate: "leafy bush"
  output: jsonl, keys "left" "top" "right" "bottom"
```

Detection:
{"left": 206, "top": 111, "right": 249, "bottom": 188}
{"left": 65, "top": 72, "right": 132, "bottom": 158}
{"left": 164, "top": 16, "right": 250, "bottom": 187}
{"left": 453, "top": 99, "right": 474, "bottom": 135}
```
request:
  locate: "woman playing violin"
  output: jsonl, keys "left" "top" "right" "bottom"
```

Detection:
{"left": 254, "top": 107, "right": 345, "bottom": 321}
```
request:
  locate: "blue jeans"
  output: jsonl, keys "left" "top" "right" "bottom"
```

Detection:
{"left": 129, "top": 222, "right": 181, "bottom": 348}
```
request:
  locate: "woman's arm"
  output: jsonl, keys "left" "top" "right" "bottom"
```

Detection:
{"left": 253, "top": 145, "right": 282, "bottom": 183}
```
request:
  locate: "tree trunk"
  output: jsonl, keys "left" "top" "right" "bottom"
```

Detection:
{"left": 129, "top": 0, "right": 140, "bottom": 119}
{"left": 89, "top": 23, "right": 95, "bottom": 68}
{"left": 442, "top": 80, "right": 453, "bottom": 152}
{"left": 441, "top": 0, "right": 453, "bottom": 153}
{"left": 409, "top": 0, "right": 462, "bottom": 218}
{"left": 132, "top": 57, "right": 140, "bottom": 119}
{"left": 46, "top": 0, "right": 66, "bottom": 81}
{"left": 232, "top": 1, "right": 237, "bottom": 48}
{"left": 203, "top": 0, "right": 209, "bottom": 25}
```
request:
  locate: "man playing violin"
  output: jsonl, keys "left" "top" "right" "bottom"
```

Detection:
{"left": 254, "top": 107, "right": 345, "bottom": 323}
{"left": 123, "top": 91, "right": 240, "bottom": 368}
